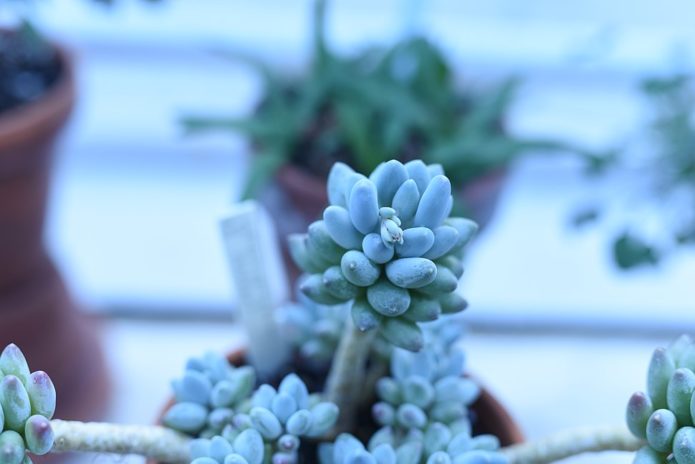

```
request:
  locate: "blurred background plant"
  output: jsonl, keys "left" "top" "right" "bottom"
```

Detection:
{"left": 182, "top": 0, "right": 570, "bottom": 220}
{"left": 572, "top": 74, "right": 695, "bottom": 270}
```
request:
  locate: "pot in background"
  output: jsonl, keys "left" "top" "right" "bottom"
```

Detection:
{"left": 150, "top": 348, "right": 523, "bottom": 464}
{"left": 0, "top": 45, "right": 110, "bottom": 452}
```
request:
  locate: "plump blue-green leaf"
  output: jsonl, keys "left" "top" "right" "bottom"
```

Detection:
{"left": 341, "top": 251, "right": 381, "bottom": 287}
{"left": 402, "top": 295, "right": 441, "bottom": 322}
{"left": 300, "top": 274, "right": 346, "bottom": 305}
{"left": 381, "top": 319, "right": 424, "bottom": 352}
{"left": 392, "top": 180, "right": 420, "bottom": 225}
{"left": 349, "top": 179, "right": 380, "bottom": 234}
{"left": 251, "top": 384, "right": 277, "bottom": 410}
{"left": 369, "top": 426, "right": 395, "bottom": 450}
{"left": 277, "top": 434, "right": 300, "bottom": 453}
{"left": 413, "top": 176, "right": 452, "bottom": 228}
{"left": 396, "top": 228, "right": 435, "bottom": 258}
{"left": 416, "top": 265, "right": 458, "bottom": 297}
{"left": 279, "top": 374, "right": 309, "bottom": 410}
{"left": 288, "top": 235, "right": 324, "bottom": 274}
{"left": 395, "top": 441, "right": 423, "bottom": 464}
{"left": 224, "top": 455, "right": 250, "bottom": 464}
{"left": 323, "top": 266, "right": 360, "bottom": 301}
{"left": 286, "top": 410, "right": 312, "bottom": 436}
{"left": 626, "top": 392, "right": 653, "bottom": 439}
{"left": 405, "top": 160, "right": 431, "bottom": 195}
{"left": 426, "top": 451, "right": 451, "bottom": 464}
{"left": 646, "top": 409, "right": 678, "bottom": 453}
{"left": 0, "top": 376, "right": 31, "bottom": 433}
{"left": 367, "top": 280, "right": 411, "bottom": 317}
{"left": 0, "top": 430, "right": 25, "bottom": 464}
{"left": 439, "top": 292, "right": 468, "bottom": 314}
{"left": 673, "top": 427, "right": 695, "bottom": 464}
{"left": 424, "top": 423, "right": 452, "bottom": 457}
{"left": 249, "top": 407, "right": 283, "bottom": 439}
{"left": 0, "top": 345, "right": 30, "bottom": 385}
{"left": 309, "top": 221, "right": 347, "bottom": 264}
{"left": 363, "top": 234, "right": 395, "bottom": 264}
{"left": 308, "top": 402, "right": 339, "bottom": 437}
{"left": 402, "top": 376, "right": 435, "bottom": 409}
{"left": 271, "top": 393, "right": 298, "bottom": 424}
{"left": 385, "top": 258, "right": 437, "bottom": 289}
{"left": 438, "top": 256, "right": 464, "bottom": 279}
{"left": 208, "top": 436, "right": 234, "bottom": 463}
{"left": 324, "top": 206, "right": 364, "bottom": 250}
{"left": 180, "top": 370, "right": 213, "bottom": 405}
{"left": 234, "top": 429, "right": 264, "bottom": 464}
{"left": 648, "top": 348, "right": 676, "bottom": 410}
{"left": 372, "top": 402, "right": 395, "bottom": 426}
{"left": 434, "top": 377, "right": 479, "bottom": 405}
{"left": 25, "top": 371, "right": 55, "bottom": 419}
{"left": 163, "top": 402, "right": 208, "bottom": 433}
{"left": 24, "top": 415, "right": 53, "bottom": 455}
{"left": 424, "top": 226, "right": 460, "bottom": 260}
{"left": 376, "top": 378, "right": 401, "bottom": 405}
{"left": 370, "top": 160, "right": 409, "bottom": 206}
{"left": 328, "top": 162, "right": 357, "bottom": 207}
{"left": 445, "top": 218, "right": 479, "bottom": 253}
{"left": 352, "top": 299, "right": 382, "bottom": 331}
{"left": 427, "top": 164, "right": 444, "bottom": 178}
{"left": 372, "top": 443, "right": 397, "bottom": 464}
{"left": 667, "top": 368, "right": 695, "bottom": 425}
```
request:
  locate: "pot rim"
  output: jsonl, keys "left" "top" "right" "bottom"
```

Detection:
{"left": 0, "top": 42, "right": 75, "bottom": 150}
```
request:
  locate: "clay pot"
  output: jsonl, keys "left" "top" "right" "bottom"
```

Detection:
{"left": 260, "top": 163, "right": 508, "bottom": 285}
{"left": 150, "top": 348, "right": 523, "bottom": 464}
{"left": 0, "top": 45, "right": 110, "bottom": 458}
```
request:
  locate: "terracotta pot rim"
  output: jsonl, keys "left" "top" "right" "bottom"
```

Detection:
{"left": 0, "top": 43, "right": 75, "bottom": 148}
{"left": 150, "top": 347, "right": 523, "bottom": 463}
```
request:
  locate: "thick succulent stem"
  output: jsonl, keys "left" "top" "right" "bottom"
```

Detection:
{"left": 51, "top": 420, "right": 191, "bottom": 463}
{"left": 325, "top": 317, "right": 377, "bottom": 435}
{"left": 502, "top": 425, "right": 644, "bottom": 464}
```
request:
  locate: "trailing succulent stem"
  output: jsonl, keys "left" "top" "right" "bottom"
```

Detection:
{"left": 501, "top": 425, "right": 643, "bottom": 464}
{"left": 50, "top": 420, "right": 192, "bottom": 463}
{"left": 324, "top": 317, "right": 377, "bottom": 434}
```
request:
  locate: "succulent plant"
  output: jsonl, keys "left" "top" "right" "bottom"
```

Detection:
{"left": 163, "top": 352, "right": 256, "bottom": 437}
{"left": 289, "top": 160, "right": 475, "bottom": 352}
{"left": 369, "top": 321, "right": 478, "bottom": 442}
{"left": 188, "top": 373, "right": 339, "bottom": 464}
{"left": 626, "top": 335, "right": 695, "bottom": 463}
{"left": 0, "top": 344, "right": 56, "bottom": 464}
{"left": 276, "top": 292, "right": 350, "bottom": 366}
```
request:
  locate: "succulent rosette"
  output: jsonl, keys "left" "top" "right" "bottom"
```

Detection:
{"left": 289, "top": 160, "right": 477, "bottom": 352}
{"left": 0, "top": 344, "right": 57, "bottom": 464}
{"left": 627, "top": 335, "right": 695, "bottom": 463}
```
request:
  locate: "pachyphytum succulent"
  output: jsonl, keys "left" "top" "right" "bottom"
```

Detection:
{"left": 189, "top": 373, "right": 339, "bottom": 464}
{"left": 289, "top": 160, "right": 476, "bottom": 351}
{"left": 164, "top": 352, "right": 256, "bottom": 437}
{"left": 627, "top": 335, "right": 695, "bottom": 463}
{"left": 0, "top": 344, "right": 56, "bottom": 464}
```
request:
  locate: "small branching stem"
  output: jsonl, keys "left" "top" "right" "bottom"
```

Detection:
{"left": 324, "top": 317, "right": 377, "bottom": 434}
{"left": 502, "top": 425, "right": 644, "bottom": 464}
{"left": 50, "top": 420, "right": 191, "bottom": 463}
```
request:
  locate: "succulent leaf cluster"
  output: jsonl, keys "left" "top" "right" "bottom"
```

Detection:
{"left": 627, "top": 335, "right": 695, "bottom": 463}
{"left": 164, "top": 352, "right": 256, "bottom": 437}
{"left": 290, "top": 160, "right": 476, "bottom": 352}
{"left": 276, "top": 292, "right": 349, "bottom": 366}
{"left": 0, "top": 344, "right": 56, "bottom": 464}
{"left": 188, "top": 373, "right": 338, "bottom": 464}
{"left": 320, "top": 429, "right": 505, "bottom": 464}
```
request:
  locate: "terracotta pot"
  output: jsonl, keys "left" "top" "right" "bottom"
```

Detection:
{"left": 150, "top": 348, "right": 523, "bottom": 464}
{"left": 261, "top": 163, "right": 508, "bottom": 285}
{"left": 0, "top": 45, "right": 110, "bottom": 462}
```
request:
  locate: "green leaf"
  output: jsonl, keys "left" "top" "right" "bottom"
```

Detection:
{"left": 241, "top": 148, "right": 287, "bottom": 200}
{"left": 613, "top": 232, "right": 660, "bottom": 269}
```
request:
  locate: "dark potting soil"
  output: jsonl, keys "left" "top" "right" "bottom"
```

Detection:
{"left": 0, "top": 27, "right": 61, "bottom": 115}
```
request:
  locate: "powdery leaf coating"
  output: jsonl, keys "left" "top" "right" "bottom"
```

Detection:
{"left": 290, "top": 160, "right": 479, "bottom": 351}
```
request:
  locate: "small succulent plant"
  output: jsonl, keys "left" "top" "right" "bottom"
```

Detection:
{"left": 626, "top": 335, "right": 695, "bottom": 463}
{"left": 276, "top": 292, "right": 350, "bottom": 366}
{"left": 0, "top": 344, "right": 56, "bottom": 464}
{"left": 290, "top": 160, "right": 475, "bottom": 352}
{"left": 188, "top": 373, "right": 339, "bottom": 464}
{"left": 164, "top": 352, "right": 256, "bottom": 437}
